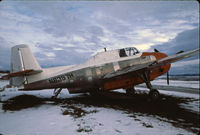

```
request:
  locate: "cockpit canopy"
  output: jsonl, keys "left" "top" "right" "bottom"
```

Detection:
{"left": 84, "top": 47, "right": 140, "bottom": 66}
{"left": 119, "top": 47, "right": 140, "bottom": 57}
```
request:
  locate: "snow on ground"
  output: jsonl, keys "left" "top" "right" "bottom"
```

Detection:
{"left": 151, "top": 79, "right": 199, "bottom": 89}
{"left": 83, "top": 108, "right": 194, "bottom": 135}
{"left": 0, "top": 79, "right": 199, "bottom": 135}
{"left": 0, "top": 102, "right": 195, "bottom": 135}
{"left": 0, "top": 104, "right": 78, "bottom": 135}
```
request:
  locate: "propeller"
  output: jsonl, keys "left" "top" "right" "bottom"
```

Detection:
{"left": 154, "top": 48, "right": 159, "bottom": 52}
{"left": 153, "top": 49, "right": 185, "bottom": 85}
{"left": 154, "top": 48, "right": 170, "bottom": 85}
{"left": 176, "top": 50, "right": 184, "bottom": 54}
{"left": 167, "top": 72, "right": 169, "bottom": 85}
{"left": 166, "top": 50, "right": 184, "bottom": 85}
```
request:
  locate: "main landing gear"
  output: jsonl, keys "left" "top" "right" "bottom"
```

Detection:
{"left": 51, "top": 88, "right": 62, "bottom": 99}
{"left": 137, "top": 69, "right": 160, "bottom": 101}
{"left": 126, "top": 87, "right": 135, "bottom": 96}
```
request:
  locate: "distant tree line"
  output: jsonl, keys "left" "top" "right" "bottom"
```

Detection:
{"left": 0, "top": 70, "right": 9, "bottom": 73}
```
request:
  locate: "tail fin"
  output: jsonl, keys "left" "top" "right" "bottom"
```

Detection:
{"left": 9, "top": 45, "right": 42, "bottom": 87}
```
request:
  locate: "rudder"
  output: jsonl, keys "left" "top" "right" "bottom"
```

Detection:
{"left": 10, "top": 44, "right": 42, "bottom": 87}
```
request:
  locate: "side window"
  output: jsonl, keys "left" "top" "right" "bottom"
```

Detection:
{"left": 134, "top": 48, "right": 139, "bottom": 54}
{"left": 128, "top": 49, "right": 132, "bottom": 56}
{"left": 119, "top": 47, "right": 140, "bottom": 57}
{"left": 131, "top": 49, "right": 135, "bottom": 55}
{"left": 119, "top": 49, "right": 127, "bottom": 57}
{"left": 133, "top": 49, "right": 136, "bottom": 55}
{"left": 126, "top": 48, "right": 135, "bottom": 56}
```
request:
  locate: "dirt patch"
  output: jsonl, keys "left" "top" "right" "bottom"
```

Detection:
{"left": 142, "top": 122, "right": 153, "bottom": 128}
{"left": 1, "top": 95, "right": 44, "bottom": 111}
{"left": 77, "top": 126, "right": 93, "bottom": 133}
{"left": 0, "top": 94, "right": 65, "bottom": 111}
{"left": 61, "top": 104, "right": 98, "bottom": 118}
{"left": 62, "top": 105, "right": 88, "bottom": 118}
{"left": 115, "top": 129, "right": 122, "bottom": 133}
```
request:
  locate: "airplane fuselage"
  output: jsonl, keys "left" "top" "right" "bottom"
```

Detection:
{"left": 3, "top": 45, "right": 198, "bottom": 100}
{"left": 22, "top": 52, "right": 170, "bottom": 94}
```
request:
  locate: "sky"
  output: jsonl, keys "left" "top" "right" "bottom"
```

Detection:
{"left": 0, "top": 1, "right": 199, "bottom": 74}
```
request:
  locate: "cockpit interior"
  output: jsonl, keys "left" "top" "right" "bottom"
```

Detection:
{"left": 119, "top": 47, "right": 140, "bottom": 57}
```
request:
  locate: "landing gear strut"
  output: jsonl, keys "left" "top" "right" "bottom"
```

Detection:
{"left": 137, "top": 69, "right": 160, "bottom": 101}
{"left": 52, "top": 88, "right": 62, "bottom": 99}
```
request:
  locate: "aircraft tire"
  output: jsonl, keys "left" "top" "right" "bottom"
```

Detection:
{"left": 149, "top": 89, "right": 160, "bottom": 101}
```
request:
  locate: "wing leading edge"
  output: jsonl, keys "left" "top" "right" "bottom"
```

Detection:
{"left": 150, "top": 48, "right": 199, "bottom": 69}
{"left": 103, "top": 48, "right": 199, "bottom": 79}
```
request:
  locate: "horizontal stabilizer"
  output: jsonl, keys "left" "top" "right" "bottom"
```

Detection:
{"left": 1, "top": 69, "right": 42, "bottom": 80}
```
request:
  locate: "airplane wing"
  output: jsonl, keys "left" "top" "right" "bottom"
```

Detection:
{"left": 150, "top": 48, "right": 199, "bottom": 69}
{"left": 104, "top": 61, "right": 154, "bottom": 79}
{"left": 104, "top": 48, "right": 199, "bottom": 79}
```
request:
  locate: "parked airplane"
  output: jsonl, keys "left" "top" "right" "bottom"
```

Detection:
{"left": 1, "top": 45, "right": 199, "bottom": 100}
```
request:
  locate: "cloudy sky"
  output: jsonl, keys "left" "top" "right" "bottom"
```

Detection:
{"left": 0, "top": 1, "right": 199, "bottom": 74}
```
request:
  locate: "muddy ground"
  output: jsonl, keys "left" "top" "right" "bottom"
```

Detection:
{"left": 0, "top": 91, "right": 199, "bottom": 134}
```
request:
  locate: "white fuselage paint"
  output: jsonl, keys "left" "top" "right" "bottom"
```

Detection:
{"left": 18, "top": 49, "right": 25, "bottom": 71}
{"left": 26, "top": 50, "right": 143, "bottom": 83}
{"left": 113, "top": 62, "right": 120, "bottom": 71}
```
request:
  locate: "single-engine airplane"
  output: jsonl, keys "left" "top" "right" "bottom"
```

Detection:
{"left": 1, "top": 45, "right": 199, "bottom": 100}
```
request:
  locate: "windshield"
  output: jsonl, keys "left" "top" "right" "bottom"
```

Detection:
{"left": 119, "top": 47, "right": 139, "bottom": 57}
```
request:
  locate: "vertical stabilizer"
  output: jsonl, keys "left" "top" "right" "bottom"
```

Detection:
{"left": 10, "top": 45, "right": 42, "bottom": 87}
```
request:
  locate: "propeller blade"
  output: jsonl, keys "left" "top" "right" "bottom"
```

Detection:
{"left": 154, "top": 49, "right": 159, "bottom": 52}
{"left": 167, "top": 72, "right": 169, "bottom": 85}
{"left": 176, "top": 50, "right": 184, "bottom": 54}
